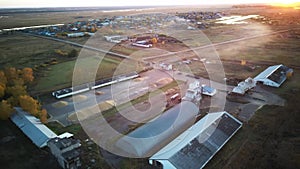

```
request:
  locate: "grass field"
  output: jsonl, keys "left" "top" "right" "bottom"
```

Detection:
{"left": 0, "top": 34, "right": 78, "bottom": 69}
{"left": 35, "top": 55, "right": 137, "bottom": 93}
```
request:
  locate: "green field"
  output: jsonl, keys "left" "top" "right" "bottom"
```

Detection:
{"left": 0, "top": 34, "right": 78, "bottom": 69}
{"left": 34, "top": 55, "right": 136, "bottom": 93}
{"left": 0, "top": 34, "right": 138, "bottom": 94}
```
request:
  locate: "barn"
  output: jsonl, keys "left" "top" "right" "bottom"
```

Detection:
{"left": 116, "top": 101, "right": 199, "bottom": 157}
{"left": 10, "top": 107, "right": 57, "bottom": 148}
{"left": 149, "top": 111, "right": 242, "bottom": 169}
{"left": 254, "top": 64, "right": 293, "bottom": 87}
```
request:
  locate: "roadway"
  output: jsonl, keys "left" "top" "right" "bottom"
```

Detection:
{"left": 36, "top": 28, "right": 290, "bottom": 126}
{"left": 45, "top": 68, "right": 233, "bottom": 126}
{"left": 142, "top": 29, "right": 290, "bottom": 61}
{"left": 23, "top": 28, "right": 290, "bottom": 63}
{"left": 22, "top": 33, "right": 134, "bottom": 61}
{"left": 44, "top": 69, "right": 178, "bottom": 126}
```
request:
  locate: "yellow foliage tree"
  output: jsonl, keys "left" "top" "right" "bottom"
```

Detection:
{"left": 19, "top": 95, "right": 40, "bottom": 117}
{"left": 151, "top": 37, "right": 158, "bottom": 44}
{"left": 0, "top": 100, "right": 14, "bottom": 120}
{"left": 0, "top": 84, "right": 5, "bottom": 98}
{"left": 0, "top": 71, "right": 7, "bottom": 87}
{"left": 11, "top": 78, "right": 24, "bottom": 86}
{"left": 22, "top": 68, "right": 34, "bottom": 84}
{"left": 40, "top": 109, "right": 48, "bottom": 124}
{"left": 6, "top": 85, "right": 27, "bottom": 98}
{"left": 91, "top": 26, "right": 96, "bottom": 33}
{"left": 4, "top": 67, "right": 18, "bottom": 85}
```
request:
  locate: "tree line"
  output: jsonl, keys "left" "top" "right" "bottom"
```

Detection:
{"left": 0, "top": 67, "right": 47, "bottom": 123}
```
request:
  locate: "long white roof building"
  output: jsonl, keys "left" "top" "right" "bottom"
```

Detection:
{"left": 254, "top": 64, "right": 292, "bottom": 88}
{"left": 10, "top": 107, "right": 57, "bottom": 148}
{"left": 116, "top": 101, "right": 199, "bottom": 157}
{"left": 149, "top": 111, "right": 242, "bottom": 169}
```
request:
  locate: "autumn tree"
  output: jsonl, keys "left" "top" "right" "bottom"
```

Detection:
{"left": 0, "top": 67, "right": 45, "bottom": 121}
{"left": 68, "top": 49, "right": 78, "bottom": 58}
{"left": 40, "top": 109, "right": 48, "bottom": 124}
{"left": 22, "top": 67, "right": 34, "bottom": 84}
{"left": 4, "top": 67, "right": 18, "bottom": 85}
{"left": 11, "top": 78, "right": 24, "bottom": 86}
{"left": 6, "top": 85, "right": 27, "bottom": 98}
{"left": 0, "top": 71, "right": 7, "bottom": 87}
{"left": 0, "top": 85, "right": 5, "bottom": 98}
{"left": 151, "top": 37, "right": 158, "bottom": 44}
{"left": 19, "top": 95, "right": 40, "bottom": 117}
{"left": 5, "top": 83, "right": 27, "bottom": 106}
{"left": 90, "top": 26, "right": 96, "bottom": 33}
{"left": 0, "top": 100, "right": 14, "bottom": 120}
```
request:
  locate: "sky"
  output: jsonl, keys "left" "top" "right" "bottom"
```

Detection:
{"left": 0, "top": 0, "right": 299, "bottom": 8}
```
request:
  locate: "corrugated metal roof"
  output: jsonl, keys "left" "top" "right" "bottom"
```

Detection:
{"left": 202, "top": 85, "right": 217, "bottom": 96}
{"left": 10, "top": 107, "right": 57, "bottom": 148}
{"left": 116, "top": 101, "right": 199, "bottom": 157}
{"left": 254, "top": 64, "right": 282, "bottom": 81}
{"left": 150, "top": 112, "right": 242, "bottom": 169}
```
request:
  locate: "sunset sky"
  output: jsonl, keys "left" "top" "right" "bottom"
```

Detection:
{"left": 0, "top": 0, "right": 299, "bottom": 8}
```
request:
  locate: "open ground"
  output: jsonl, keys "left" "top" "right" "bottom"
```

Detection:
{"left": 0, "top": 5, "right": 299, "bottom": 169}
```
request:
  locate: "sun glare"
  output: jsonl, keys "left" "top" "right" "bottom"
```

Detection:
{"left": 271, "top": 0, "right": 300, "bottom": 8}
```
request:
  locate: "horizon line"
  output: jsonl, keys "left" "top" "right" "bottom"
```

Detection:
{"left": 0, "top": 3, "right": 271, "bottom": 9}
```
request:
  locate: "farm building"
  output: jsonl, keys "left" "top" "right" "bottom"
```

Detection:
{"left": 10, "top": 107, "right": 57, "bottom": 148}
{"left": 254, "top": 64, "right": 293, "bottom": 87}
{"left": 232, "top": 77, "right": 256, "bottom": 95}
{"left": 201, "top": 85, "right": 217, "bottom": 96}
{"left": 149, "top": 111, "right": 242, "bottom": 169}
{"left": 104, "top": 35, "right": 127, "bottom": 43}
{"left": 116, "top": 101, "right": 199, "bottom": 157}
{"left": 132, "top": 40, "right": 152, "bottom": 48}
{"left": 182, "top": 81, "right": 202, "bottom": 103}
{"left": 67, "top": 32, "right": 85, "bottom": 38}
{"left": 48, "top": 137, "right": 81, "bottom": 169}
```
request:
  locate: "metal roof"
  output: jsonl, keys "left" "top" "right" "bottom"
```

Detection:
{"left": 254, "top": 64, "right": 282, "bottom": 81}
{"left": 202, "top": 85, "right": 217, "bottom": 96}
{"left": 149, "top": 111, "right": 242, "bottom": 169}
{"left": 116, "top": 101, "right": 199, "bottom": 157}
{"left": 10, "top": 107, "right": 57, "bottom": 148}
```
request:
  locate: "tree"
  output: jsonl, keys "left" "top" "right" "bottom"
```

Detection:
{"left": 68, "top": 49, "right": 78, "bottom": 58}
{"left": 0, "top": 100, "right": 14, "bottom": 120}
{"left": 0, "top": 84, "right": 5, "bottom": 98}
{"left": 0, "top": 71, "right": 7, "bottom": 87}
{"left": 151, "top": 37, "right": 158, "bottom": 44}
{"left": 11, "top": 78, "right": 24, "bottom": 86}
{"left": 4, "top": 67, "right": 18, "bottom": 85}
{"left": 19, "top": 95, "right": 40, "bottom": 117}
{"left": 6, "top": 85, "right": 27, "bottom": 98}
{"left": 90, "top": 26, "right": 96, "bottom": 33}
{"left": 40, "top": 109, "right": 48, "bottom": 124}
{"left": 22, "top": 67, "right": 34, "bottom": 84}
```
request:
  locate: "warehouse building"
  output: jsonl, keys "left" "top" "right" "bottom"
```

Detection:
{"left": 232, "top": 77, "right": 256, "bottom": 95}
{"left": 47, "top": 137, "right": 81, "bottom": 169}
{"left": 10, "top": 107, "right": 57, "bottom": 148}
{"left": 116, "top": 101, "right": 199, "bottom": 157}
{"left": 254, "top": 64, "right": 293, "bottom": 87}
{"left": 149, "top": 111, "right": 242, "bottom": 169}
